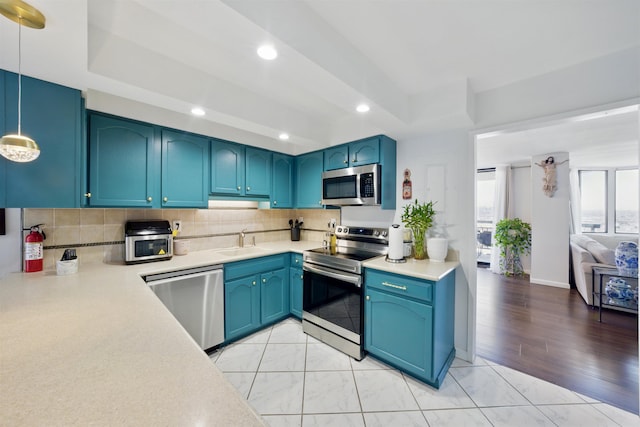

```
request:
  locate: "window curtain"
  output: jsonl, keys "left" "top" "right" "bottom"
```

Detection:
{"left": 569, "top": 169, "right": 581, "bottom": 234}
{"left": 490, "top": 165, "right": 513, "bottom": 273}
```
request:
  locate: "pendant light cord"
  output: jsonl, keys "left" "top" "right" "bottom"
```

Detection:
{"left": 17, "top": 17, "right": 22, "bottom": 135}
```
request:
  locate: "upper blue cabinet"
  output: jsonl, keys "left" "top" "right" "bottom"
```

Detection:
{"left": 271, "top": 153, "right": 294, "bottom": 208}
{"left": 324, "top": 136, "right": 380, "bottom": 171}
{"left": 161, "top": 130, "right": 209, "bottom": 208}
{"left": 211, "top": 139, "right": 271, "bottom": 198}
{"left": 295, "top": 150, "right": 324, "bottom": 208}
{"left": 87, "top": 114, "right": 159, "bottom": 207}
{"left": 87, "top": 113, "right": 209, "bottom": 208}
{"left": 1, "top": 70, "right": 82, "bottom": 208}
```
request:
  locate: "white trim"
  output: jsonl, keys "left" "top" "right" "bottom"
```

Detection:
{"left": 529, "top": 278, "right": 570, "bottom": 289}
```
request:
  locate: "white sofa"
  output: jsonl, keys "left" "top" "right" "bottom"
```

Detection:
{"left": 569, "top": 234, "right": 637, "bottom": 306}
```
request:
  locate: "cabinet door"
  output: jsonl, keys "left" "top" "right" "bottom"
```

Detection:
{"left": 271, "top": 153, "right": 293, "bottom": 208}
{"left": 225, "top": 275, "right": 261, "bottom": 340}
{"left": 365, "top": 287, "right": 433, "bottom": 381}
{"left": 88, "top": 114, "right": 158, "bottom": 207}
{"left": 324, "top": 145, "right": 349, "bottom": 171}
{"left": 211, "top": 139, "right": 244, "bottom": 195}
{"left": 290, "top": 267, "right": 303, "bottom": 319}
{"left": 4, "top": 73, "right": 82, "bottom": 208}
{"left": 245, "top": 147, "right": 271, "bottom": 196}
{"left": 261, "top": 267, "right": 289, "bottom": 324}
{"left": 295, "top": 151, "right": 323, "bottom": 208}
{"left": 161, "top": 130, "right": 209, "bottom": 208}
{"left": 349, "top": 137, "right": 379, "bottom": 167}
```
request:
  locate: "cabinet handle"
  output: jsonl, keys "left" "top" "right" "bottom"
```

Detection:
{"left": 343, "top": 160, "right": 348, "bottom": 164}
{"left": 318, "top": 200, "right": 322, "bottom": 205}
{"left": 366, "top": 295, "right": 370, "bottom": 300}
{"left": 273, "top": 200, "right": 277, "bottom": 205}
{"left": 237, "top": 186, "right": 241, "bottom": 191}
{"left": 252, "top": 281, "right": 256, "bottom": 286}
{"left": 382, "top": 281, "right": 407, "bottom": 291}
{"left": 295, "top": 259, "right": 299, "bottom": 264}
{"left": 247, "top": 186, "right": 251, "bottom": 191}
{"left": 353, "top": 156, "right": 357, "bottom": 163}
{"left": 262, "top": 278, "right": 266, "bottom": 283}
{"left": 84, "top": 192, "right": 92, "bottom": 198}
{"left": 300, "top": 274, "right": 303, "bottom": 279}
{"left": 163, "top": 197, "right": 168, "bottom": 202}
{"left": 147, "top": 196, "right": 152, "bottom": 202}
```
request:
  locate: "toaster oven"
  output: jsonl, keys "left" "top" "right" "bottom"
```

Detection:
{"left": 125, "top": 220, "right": 173, "bottom": 264}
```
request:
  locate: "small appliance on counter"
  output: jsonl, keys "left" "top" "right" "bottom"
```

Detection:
{"left": 125, "top": 220, "right": 173, "bottom": 264}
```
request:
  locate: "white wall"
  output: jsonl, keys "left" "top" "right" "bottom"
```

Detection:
{"left": 511, "top": 166, "right": 532, "bottom": 273}
{"left": 530, "top": 152, "right": 570, "bottom": 288}
{"left": 0, "top": 208, "right": 22, "bottom": 278}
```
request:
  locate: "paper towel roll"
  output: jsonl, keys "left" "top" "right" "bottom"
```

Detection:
{"left": 388, "top": 224, "right": 404, "bottom": 261}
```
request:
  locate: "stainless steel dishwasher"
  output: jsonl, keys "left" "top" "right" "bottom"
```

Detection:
{"left": 143, "top": 264, "right": 224, "bottom": 351}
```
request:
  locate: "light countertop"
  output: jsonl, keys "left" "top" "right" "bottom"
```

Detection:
{"left": 0, "top": 241, "right": 318, "bottom": 426}
{"left": 0, "top": 240, "right": 456, "bottom": 425}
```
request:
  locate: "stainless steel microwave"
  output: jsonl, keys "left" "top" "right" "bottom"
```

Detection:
{"left": 322, "top": 164, "right": 381, "bottom": 206}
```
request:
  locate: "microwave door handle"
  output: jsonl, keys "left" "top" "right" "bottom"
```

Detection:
{"left": 303, "top": 263, "right": 362, "bottom": 287}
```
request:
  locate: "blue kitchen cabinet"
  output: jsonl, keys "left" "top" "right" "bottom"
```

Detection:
{"left": 87, "top": 114, "right": 159, "bottom": 207}
{"left": 261, "top": 267, "right": 290, "bottom": 324}
{"left": 161, "top": 130, "right": 209, "bottom": 208}
{"left": 364, "top": 268, "right": 455, "bottom": 388}
{"left": 224, "top": 254, "right": 290, "bottom": 341}
{"left": 225, "top": 275, "right": 261, "bottom": 339}
{"left": 295, "top": 150, "right": 323, "bottom": 208}
{"left": 323, "top": 136, "right": 380, "bottom": 171}
{"left": 271, "top": 153, "right": 293, "bottom": 208}
{"left": 210, "top": 139, "right": 244, "bottom": 195}
{"left": 2, "top": 71, "right": 83, "bottom": 208}
{"left": 323, "top": 145, "right": 349, "bottom": 170}
{"left": 289, "top": 253, "right": 303, "bottom": 318}
{"left": 210, "top": 140, "right": 271, "bottom": 198}
{"left": 245, "top": 147, "right": 271, "bottom": 196}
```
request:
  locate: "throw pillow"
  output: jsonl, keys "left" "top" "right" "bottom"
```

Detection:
{"left": 571, "top": 234, "right": 595, "bottom": 250}
{"left": 585, "top": 240, "right": 616, "bottom": 265}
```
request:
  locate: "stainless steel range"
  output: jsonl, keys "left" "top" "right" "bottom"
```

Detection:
{"left": 302, "top": 225, "right": 389, "bottom": 360}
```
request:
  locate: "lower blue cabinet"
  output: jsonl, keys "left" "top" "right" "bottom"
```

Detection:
{"left": 290, "top": 253, "right": 303, "bottom": 318}
{"left": 364, "top": 268, "right": 455, "bottom": 388}
{"left": 224, "top": 254, "right": 290, "bottom": 341}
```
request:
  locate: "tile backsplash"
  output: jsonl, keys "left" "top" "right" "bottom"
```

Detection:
{"left": 24, "top": 208, "right": 338, "bottom": 270}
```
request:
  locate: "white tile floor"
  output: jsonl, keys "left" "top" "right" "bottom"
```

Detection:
{"left": 210, "top": 318, "right": 639, "bottom": 427}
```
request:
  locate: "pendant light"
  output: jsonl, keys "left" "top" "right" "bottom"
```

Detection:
{"left": 0, "top": 0, "right": 46, "bottom": 163}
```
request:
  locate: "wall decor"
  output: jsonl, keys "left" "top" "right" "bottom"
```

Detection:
{"left": 402, "top": 168, "right": 412, "bottom": 199}
{"left": 534, "top": 156, "right": 568, "bottom": 197}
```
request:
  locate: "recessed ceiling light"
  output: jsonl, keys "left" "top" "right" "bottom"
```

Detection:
{"left": 278, "top": 133, "right": 290, "bottom": 141}
{"left": 257, "top": 44, "right": 278, "bottom": 60}
{"left": 191, "top": 107, "right": 205, "bottom": 116}
{"left": 356, "top": 104, "right": 370, "bottom": 113}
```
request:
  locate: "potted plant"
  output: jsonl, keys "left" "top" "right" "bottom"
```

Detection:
{"left": 401, "top": 199, "right": 436, "bottom": 259}
{"left": 494, "top": 217, "right": 531, "bottom": 276}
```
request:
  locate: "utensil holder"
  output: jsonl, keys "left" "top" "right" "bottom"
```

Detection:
{"left": 291, "top": 226, "right": 300, "bottom": 241}
{"left": 56, "top": 259, "right": 78, "bottom": 275}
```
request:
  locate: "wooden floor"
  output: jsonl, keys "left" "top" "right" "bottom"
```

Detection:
{"left": 476, "top": 267, "right": 639, "bottom": 414}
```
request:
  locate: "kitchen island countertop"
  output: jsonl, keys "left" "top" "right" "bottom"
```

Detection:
{"left": 0, "top": 240, "right": 319, "bottom": 426}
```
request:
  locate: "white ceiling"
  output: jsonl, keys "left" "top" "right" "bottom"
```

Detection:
{"left": 0, "top": 0, "right": 638, "bottom": 159}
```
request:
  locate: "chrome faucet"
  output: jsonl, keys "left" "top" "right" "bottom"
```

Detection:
{"left": 239, "top": 229, "right": 247, "bottom": 247}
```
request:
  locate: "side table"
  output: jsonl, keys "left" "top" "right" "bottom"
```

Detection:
{"left": 591, "top": 266, "right": 638, "bottom": 322}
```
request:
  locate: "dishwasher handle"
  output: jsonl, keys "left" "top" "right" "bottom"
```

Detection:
{"left": 143, "top": 265, "right": 223, "bottom": 285}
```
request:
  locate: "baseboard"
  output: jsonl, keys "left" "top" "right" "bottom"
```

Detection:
{"left": 530, "top": 277, "right": 570, "bottom": 289}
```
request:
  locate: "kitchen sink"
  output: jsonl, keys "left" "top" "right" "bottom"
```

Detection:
{"left": 216, "top": 246, "right": 269, "bottom": 257}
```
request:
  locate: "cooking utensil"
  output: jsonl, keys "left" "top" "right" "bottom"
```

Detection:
{"left": 289, "top": 219, "right": 293, "bottom": 228}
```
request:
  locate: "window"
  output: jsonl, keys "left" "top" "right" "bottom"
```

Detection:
{"left": 615, "top": 169, "right": 639, "bottom": 233}
{"left": 579, "top": 170, "right": 607, "bottom": 233}
{"left": 579, "top": 168, "right": 638, "bottom": 234}
{"left": 476, "top": 169, "right": 495, "bottom": 262}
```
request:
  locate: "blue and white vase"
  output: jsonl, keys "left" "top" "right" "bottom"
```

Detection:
{"left": 615, "top": 241, "right": 638, "bottom": 277}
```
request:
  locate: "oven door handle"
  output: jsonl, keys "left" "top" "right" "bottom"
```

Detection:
{"left": 303, "top": 263, "right": 362, "bottom": 287}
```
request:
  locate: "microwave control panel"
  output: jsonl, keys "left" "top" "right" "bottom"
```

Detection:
{"left": 360, "top": 172, "right": 375, "bottom": 198}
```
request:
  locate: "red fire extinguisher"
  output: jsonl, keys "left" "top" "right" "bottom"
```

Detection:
{"left": 24, "top": 224, "right": 45, "bottom": 273}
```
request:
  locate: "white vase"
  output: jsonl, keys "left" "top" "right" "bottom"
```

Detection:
{"left": 427, "top": 238, "right": 448, "bottom": 262}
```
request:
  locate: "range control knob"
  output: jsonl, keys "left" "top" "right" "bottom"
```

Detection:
{"left": 381, "top": 230, "right": 388, "bottom": 237}
{"left": 373, "top": 230, "right": 380, "bottom": 236}
{"left": 343, "top": 227, "right": 348, "bottom": 234}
